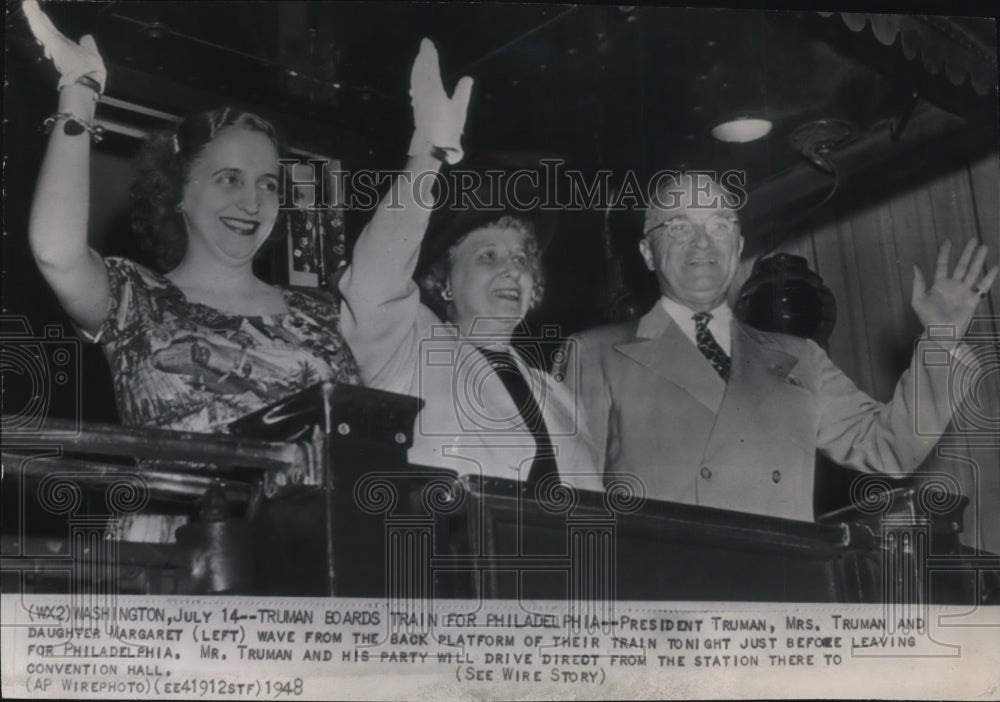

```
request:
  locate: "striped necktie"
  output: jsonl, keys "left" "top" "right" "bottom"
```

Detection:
{"left": 478, "top": 347, "right": 558, "bottom": 484}
{"left": 693, "top": 312, "right": 731, "bottom": 382}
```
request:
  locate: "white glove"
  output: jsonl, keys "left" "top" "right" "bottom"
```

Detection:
{"left": 407, "top": 38, "right": 473, "bottom": 165}
{"left": 23, "top": 0, "right": 106, "bottom": 93}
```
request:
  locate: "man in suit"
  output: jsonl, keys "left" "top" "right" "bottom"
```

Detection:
{"left": 566, "top": 173, "right": 997, "bottom": 521}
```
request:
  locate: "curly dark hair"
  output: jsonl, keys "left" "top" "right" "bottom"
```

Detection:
{"left": 130, "top": 108, "right": 282, "bottom": 272}
{"left": 418, "top": 214, "right": 545, "bottom": 322}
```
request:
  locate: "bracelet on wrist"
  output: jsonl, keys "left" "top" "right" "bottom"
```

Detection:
{"left": 428, "top": 145, "right": 451, "bottom": 163}
{"left": 408, "top": 137, "right": 461, "bottom": 164}
{"left": 74, "top": 74, "right": 103, "bottom": 95}
{"left": 42, "top": 113, "right": 105, "bottom": 143}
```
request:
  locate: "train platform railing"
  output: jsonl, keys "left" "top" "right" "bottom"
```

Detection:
{"left": 1, "top": 381, "right": 425, "bottom": 597}
{"left": 3, "top": 381, "right": 996, "bottom": 604}
{"left": 1, "top": 416, "right": 319, "bottom": 595}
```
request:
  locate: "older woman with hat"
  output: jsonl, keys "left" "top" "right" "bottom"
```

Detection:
{"left": 339, "top": 44, "right": 601, "bottom": 491}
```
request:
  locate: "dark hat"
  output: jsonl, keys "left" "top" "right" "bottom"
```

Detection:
{"left": 417, "top": 182, "right": 553, "bottom": 275}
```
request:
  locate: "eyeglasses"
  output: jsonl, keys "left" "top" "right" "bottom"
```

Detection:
{"left": 646, "top": 215, "right": 740, "bottom": 242}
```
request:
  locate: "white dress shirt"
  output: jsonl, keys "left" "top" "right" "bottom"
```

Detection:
{"left": 659, "top": 296, "right": 733, "bottom": 355}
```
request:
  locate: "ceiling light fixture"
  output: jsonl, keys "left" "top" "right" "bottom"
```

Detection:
{"left": 711, "top": 117, "right": 773, "bottom": 143}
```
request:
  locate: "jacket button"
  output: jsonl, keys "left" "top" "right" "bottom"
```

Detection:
{"left": 700, "top": 466, "right": 712, "bottom": 480}
{"left": 772, "top": 470, "right": 781, "bottom": 483}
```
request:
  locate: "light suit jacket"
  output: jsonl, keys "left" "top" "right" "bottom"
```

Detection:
{"left": 566, "top": 304, "right": 955, "bottom": 521}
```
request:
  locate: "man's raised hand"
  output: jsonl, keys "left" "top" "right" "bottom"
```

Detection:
{"left": 912, "top": 239, "right": 999, "bottom": 335}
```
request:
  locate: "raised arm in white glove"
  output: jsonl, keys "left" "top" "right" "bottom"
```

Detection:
{"left": 25, "top": 0, "right": 111, "bottom": 335}
{"left": 407, "top": 38, "right": 474, "bottom": 165}
{"left": 340, "top": 39, "right": 474, "bottom": 384}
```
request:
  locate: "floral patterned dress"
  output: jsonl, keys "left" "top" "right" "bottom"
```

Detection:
{"left": 88, "top": 257, "right": 361, "bottom": 542}
{"left": 92, "top": 257, "right": 360, "bottom": 431}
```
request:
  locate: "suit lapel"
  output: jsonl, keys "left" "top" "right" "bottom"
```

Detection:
{"left": 728, "top": 321, "right": 800, "bottom": 397}
{"left": 703, "top": 321, "right": 803, "bottom": 459}
{"left": 614, "top": 305, "right": 726, "bottom": 414}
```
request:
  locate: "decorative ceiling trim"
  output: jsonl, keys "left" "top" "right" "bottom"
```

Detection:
{"left": 818, "top": 12, "right": 996, "bottom": 96}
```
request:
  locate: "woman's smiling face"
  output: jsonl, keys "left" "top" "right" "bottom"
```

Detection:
{"left": 448, "top": 225, "right": 538, "bottom": 333}
{"left": 180, "top": 127, "right": 281, "bottom": 267}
